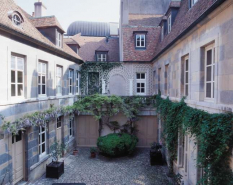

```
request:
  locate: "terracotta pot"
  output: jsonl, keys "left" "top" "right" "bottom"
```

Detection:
{"left": 73, "top": 149, "right": 78, "bottom": 155}
{"left": 91, "top": 152, "right": 96, "bottom": 158}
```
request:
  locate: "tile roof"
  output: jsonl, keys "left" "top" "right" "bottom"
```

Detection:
{"left": 152, "top": 0, "right": 223, "bottom": 61}
{"left": 128, "top": 14, "right": 163, "bottom": 27}
{"left": 0, "top": 0, "right": 83, "bottom": 63}
{"left": 65, "top": 34, "right": 119, "bottom": 62}
{"left": 96, "top": 45, "right": 109, "bottom": 52}
{"left": 30, "top": 16, "right": 65, "bottom": 33}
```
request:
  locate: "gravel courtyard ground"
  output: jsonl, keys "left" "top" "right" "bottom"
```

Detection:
{"left": 29, "top": 148, "right": 173, "bottom": 185}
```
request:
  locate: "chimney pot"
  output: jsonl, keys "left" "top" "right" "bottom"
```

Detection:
{"left": 34, "top": 1, "right": 47, "bottom": 17}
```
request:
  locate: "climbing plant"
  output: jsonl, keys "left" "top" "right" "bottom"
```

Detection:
{"left": 155, "top": 94, "right": 233, "bottom": 185}
{"left": 79, "top": 62, "right": 122, "bottom": 95}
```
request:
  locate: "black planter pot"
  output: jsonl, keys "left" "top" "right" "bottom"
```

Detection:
{"left": 46, "top": 160, "right": 64, "bottom": 179}
{"left": 150, "top": 149, "right": 163, "bottom": 166}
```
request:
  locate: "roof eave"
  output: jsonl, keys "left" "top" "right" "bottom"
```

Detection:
{"left": 0, "top": 23, "right": 83, "bottom": 64}
{"left": 150, "top": 0, "right": 226, "bottom": 63}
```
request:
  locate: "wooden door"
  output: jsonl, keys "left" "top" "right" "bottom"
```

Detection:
{"left": 12, "top": 131, "right": 24, "bottom": 184}
{"left": 137, "top": 116, "right": 158, "bottom": 147}
{"left": 76, "top": 116, "right": 99, "bottom": 146}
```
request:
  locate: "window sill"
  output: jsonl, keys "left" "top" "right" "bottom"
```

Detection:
{"left": 135, "top": 47, "right": 146, "bottom": 50}
{"left": 30, "top": 154, "right": 50, "bottom": 171}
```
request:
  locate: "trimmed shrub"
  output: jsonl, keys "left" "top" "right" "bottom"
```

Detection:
{"left": 97, "top": 133, "right": 138, "bottom": 157}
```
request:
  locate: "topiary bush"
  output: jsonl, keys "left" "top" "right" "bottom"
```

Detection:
{"left": 97, "top": 133, "right": 138, "bottom": 157}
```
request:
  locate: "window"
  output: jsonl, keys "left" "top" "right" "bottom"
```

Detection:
{"left": 38, "top": 126, "right": 46, "bottom": 158}
{"left": 96, "top": 53, "right": 107, "bottom": 62}
{"left": 57, "top": 116, "right": 62, "bottom": 128}
{"left": 184, "top": 56, "right": 189, "bottom": 96}
{"left": 56, "top": 31, "right": 62, "bottom": 48}
{"left": 184, "top": 134, "right": 188, "bottom": 173}
{"left": 161, "top": 25, "right": 164, "bottom": 41}
{"left": 56, "top": 66, "right": 62, "bottom": 95}
{"left": 190, "top": 0, "right": 198, "bottom": 8}
{"left": 168, "top": 14, "right": 172, "bottom": 34}
{"left": 136, "top": 73, "right": 146, "bottom": 95}
{"left": 205, "top": 45, "right": 215, "bottom": 99}
{"left": 76, "top": 71, "right": 80, "bottom": 94}
{"left": 136, "top": 34, "right": 146, "bottom": 48}
{"left": 38, "top": 62, "right": 47, "bottom": 96}
{"left": 12, "top": 130, "right": 22, "bottom": 144}
{"left": 11, "top": 56, "right": 24, "bottom": 98}
{"left": 178, "top": 131, "right": 184, "bottom": 167}
{"left": 69, "top": 69, "right": 74, "bottom": 94}
{"left": 69, "top": 118, "right": 74, "bottom": 138}
{"left": 165, "top": 65, "right": 169, "bottom": 96}
{"left": 158, "top": 68, "right": 161, "bottom": 94}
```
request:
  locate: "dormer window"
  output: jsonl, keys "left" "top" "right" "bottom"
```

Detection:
{"left": 8, "top": 11, "right": 23, "bottom": 27}
{"left": 190, "top": 0, "right": 198, "bottom": 8}
{"left": 96, "top": 52, "right": 107, "bottom": 62}
{"left": 168, "top": 14, "right": 172, "bottom": 34}
{"left": 13, "top": 14, "right": 21, "bottom": 26}
{"left": 136, "top": 34, "right": 146, "bottom": 48}
{"left": 56, "top": 31, "right": 62, "bottom": 48}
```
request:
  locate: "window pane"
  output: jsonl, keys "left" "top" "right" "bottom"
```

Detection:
{"left": 42, "top": 76, "right": 45, "bottom": 84}
{"left": 18, "top": 71, "right": 23, "bottom": 83}
{"left": 186, "top": 60, "right": 189, "bottom": 71}
{"left": 42, "top": 133, "right": 45, "bottom": 142}
{"left": 141, "top": 83, "right": 145, "bottom": 88}
{"left": 38, "top": 76, "right": 41, "bottom": 84}
{"left": 141, "top": 40, "right": 145, "bottom": 47}
{"left": 17, "top": 58, "right": 24, "bottom": 70}
{"left": 42, "top": 85, "right": 46, "bottom": 94}
{"left": 136, "top": 73, "right": 140, "bottom": 79}
{"left": 213, "top": 82, "right": 215, "bottom": 98}
{"left": 38, "top": 85, "right": 41, "bottom": 94}
{"left": 141, "top": 73, "right": 145, "bottom": 79}
{"left": 207, "top": 50, "right": 212, "bottom": 65}
{"left": 141, "top": 88, "right": 145, "bottom": 93}
{"left": 137, "top": 83, "right": 140, "bottom": 87}
{"left": 213, "top": 65, "right": 215, "bottom": 80}
{"left": 206, "top": 83, "right": 211, "bottom": 98}
{"left": 11, "top": 71, "right": 15, "bottom": 83}
{"left": 42, "top": 143, "right": 45, "bottom": 153}
{"left": 18, "top": 84, "right": 23, "bottom": 96}
{"left": 137, "top": 88, "right": 140, "bottom": 93}
{"left": 11, "top": 84, "right": 16, "bottom": 96}
{"left": 42, "top": 63, "right": 46, "bottom": 73}
{"left": 11, "top": 56, "right": 15, "bottom": 69}
{"left": 185, "top": 85, "right": 188, "bottom": 96}
{"left": 206, "top": 66, "right": 212, "bottom": 81}
{"left": 185, "top": 72, "right": 188, "bottom": 83}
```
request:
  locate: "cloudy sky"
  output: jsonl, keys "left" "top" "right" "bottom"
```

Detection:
{"left": 15, "top": 0, "right": 120, "bottom": 32}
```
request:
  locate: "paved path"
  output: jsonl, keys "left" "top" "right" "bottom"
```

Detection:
{"left": 29, "top": 148, "right": 172, "bottom": 185}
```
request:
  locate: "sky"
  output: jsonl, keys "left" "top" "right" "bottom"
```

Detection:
{"left": 15, "top": 0, "right": 120, "bottom": 32}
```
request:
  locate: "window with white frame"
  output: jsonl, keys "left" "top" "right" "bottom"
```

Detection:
{"left": 136, "top": 73, "right": 146, "bottom": 95}
{"left": 11, "top": 56, "right": 24, "bottom": 98}
{"left": 56, "top": 66, "right": 62, "bottom": 95}
{"left": 161, "top": 25, "right": 164, "bottom": 41}
{"left": 76, "top": 71, "right": 80, "bottom": 94}
{"left": 190, "top": 0, "right": 198, "bottom": 8}
{"left": 165, "top": 65, "right": 169, "bottom": 96}
{"left": 96, "top": 53, "right": 107, "bottom": 62}
{"left": 205, "top": 45, "right": 215, "bottom": 99}
{"left": 69, "top": 118, "right": 74, "bottom": 138}
{"left": 184, "top": 56, "right": 189, "bottom": 96}
{"left": 38, "top": 62, "right": 47, "bottom": 96}
{"left": 136, "top": 34, "right": 146, "bottom": 48}
{"left": 168, "top": 14, "right": 172, "bottom": 33}
{"left": 56, "top": 31, "right": 62, "bottom": 48}
{"left": 69, "top": 69, "right": 74, "bottom": 94}
{"left": 38, "top": 126, "right": 46, "bottom": 158}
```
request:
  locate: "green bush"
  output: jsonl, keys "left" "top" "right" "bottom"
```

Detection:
{"left": 97, "top": 133, "right": 138, "bottom": 157}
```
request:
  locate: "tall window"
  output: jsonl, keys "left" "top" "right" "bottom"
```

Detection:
{"left": 136, "top": 73, "right": 146, "bottom": 95}
{"left": 11, "top": 56, "right": 24, "bottom": 97}
{"left": 178, "top": 132, "right": 184, "bottom": 167}
{"left": 136, "top": 34, "right": 146, "bottom": 48}
{"left": 184, "top": 57, "right": 189, "bottom": 96}
{"left": 56, "top": 66, "right": 62, "bottom": 95}
{"left": 161, "top": 25, "right": 164, "bottom": 41}
{"left": 57, "top": 116, "right": 62, "bottom": 128}
{"left": 76, "top": 71, "right": 80, "bottom": 94}
{"left": 56, "top": 31, "right": 62, "bottom": 48}
{"left": 205, "top": 45, "right": 215, "bottom": 99}
{"left": 69, "top": 118, "right": 74, "bottom": 138}
{"left": 190, "top": 0, "right": 198, "bottom": 8}
{"left": 38, "top": 126, "right": 46, "bottom": 158}
{"left": 158, "top": 68, "right": 161, "bottom": 94}
{"left": 168, "top": 14, "right": 172, "bottom": 33}
{"left": 38, "top": 62, "right": 47, "bottom": 96}
{"left": 69, "top": 69, "right": 74, "bottom": 94}
{"left": 184, "top": 134, "right": 189, "bottom": 173}
{"left": 96, "top": 53, "right": 107, "bottom": 62}
{"left": 165, "top": 65, "right": 169, "bottom": 96}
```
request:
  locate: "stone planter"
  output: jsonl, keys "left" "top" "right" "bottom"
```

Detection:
{"left": 150, "top": 149, "right": 163, "bottom": 165}
{"left": 46, "top": 161, "right": 64, "bottom": 179}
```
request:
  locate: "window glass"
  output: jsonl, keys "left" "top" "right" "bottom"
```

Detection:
{"left": 57, "top": 116, "right": 62, "bottom": 128}
{"left": 136, "top": 34, "right": 146, "bottom": 48}
{"left": 38, "top": 62, "right": 47, "bottom": 96}
{"left": 136, "top": 73, "right": 146, "bottom": 95}
{"left": 56, "top": 66, "right": 62, "bottom": 95}
{"left": 38, "top": 125, "right": 46, "bottom": 158}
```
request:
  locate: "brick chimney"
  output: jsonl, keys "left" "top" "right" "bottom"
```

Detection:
{"left": 34, "top": 0, "right": 47, "bottom": 17}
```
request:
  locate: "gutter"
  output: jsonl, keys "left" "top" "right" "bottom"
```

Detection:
{"left": 0, "top": 23, "right": 84, "bottom": 65}
{"left": 150, "top": 0, "right": 226, "bottom": 63}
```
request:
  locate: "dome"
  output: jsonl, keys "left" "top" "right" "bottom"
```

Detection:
{"left": 67, "top": 21, "right": 110, "bottom": 37}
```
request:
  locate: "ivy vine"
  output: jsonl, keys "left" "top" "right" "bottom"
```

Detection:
{"left": 80, "top": 62, "right": 122, "bottom": 95}
{"left": 155, "top": 94, "right": 233, "bottom": 185}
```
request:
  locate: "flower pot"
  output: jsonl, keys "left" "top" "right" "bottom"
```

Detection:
{"left": 73, "top": 149, "right": 78, "bottom": 155}
{"left": 46, "top": 161, "right": 64, "bottom": 179}
{"left": 150, "top": 149, "right": 163, "bottom": 166}
{"left": 91, "top": 152, "right": 96, "bottom": 158}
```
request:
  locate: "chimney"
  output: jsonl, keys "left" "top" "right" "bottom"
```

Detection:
{"left": 32, "top": 12, "right": 35, "bottom": 17}
{"left": 34, "top": 0, "right": 47, "bottom": 17}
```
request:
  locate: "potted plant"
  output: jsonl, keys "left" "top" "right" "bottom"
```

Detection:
{"left": 90, "top": 147, "right": 97, "bottom": 158}
{"left": 46, "top": 142, "right": 66, "bottom": 179}
{"left": 150, "top": 142, "right": 163, "bottom": 166}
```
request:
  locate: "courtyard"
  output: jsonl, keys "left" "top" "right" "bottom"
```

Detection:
{"left": 29, "top": 148, "right": 172, "bottom": 185}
